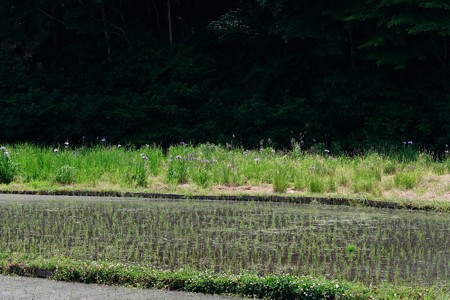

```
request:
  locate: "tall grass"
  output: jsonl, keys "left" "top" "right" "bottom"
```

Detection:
{"left": 0, "top": 146, "right": 16, "bottom": 184}
{"left": 0, "top": 143, "right": 448, "bottom": 199}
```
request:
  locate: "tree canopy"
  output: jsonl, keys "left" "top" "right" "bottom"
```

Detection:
{"left": 0, "top": 0, "right": 449, "bottom": 149}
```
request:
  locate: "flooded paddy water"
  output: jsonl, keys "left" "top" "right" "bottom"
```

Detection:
{"left": 0, "top": 194, "right": 448, "bottom": 286}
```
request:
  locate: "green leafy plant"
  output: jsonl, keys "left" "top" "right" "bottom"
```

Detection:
{"left": 0, "top": 148, "right": 17, "bottom": 184}
{"left": 55, "top": 165, "right": 77, "bottom": 184}
{"left": 394, "top": 171, "right": 421, "bottom": 190}
{"left": 272, "top": 165, "right": 289, "bottom": 193}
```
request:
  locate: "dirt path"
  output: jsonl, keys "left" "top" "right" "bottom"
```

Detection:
{"left": 0, "top": 275, "right": 243, "bottom": 300}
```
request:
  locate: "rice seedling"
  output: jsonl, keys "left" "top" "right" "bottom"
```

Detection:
{"left": 0, "top": 195, "right": 448, "bottom": 288}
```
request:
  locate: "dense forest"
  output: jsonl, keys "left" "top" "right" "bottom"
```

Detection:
{"left": 0, "top": 0, "right": 449, "bottom": 150}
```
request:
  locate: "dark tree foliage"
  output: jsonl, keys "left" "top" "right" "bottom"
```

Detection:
{"left": 0, "top": 0, "right": 449, "bottom": 149}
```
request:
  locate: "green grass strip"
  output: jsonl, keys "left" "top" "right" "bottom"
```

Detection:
{"left": 0, "top": 253, "right": 447, "bottom": 299}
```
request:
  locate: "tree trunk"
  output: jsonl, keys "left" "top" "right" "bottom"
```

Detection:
{"left": 167, "top": 0, "right": 173, "bottom": 45}
{"left": 349, "top": 28, "right": 355, "bottom": 69}
{"left": 100, "top": 1, "right": 112, "bottom": 62}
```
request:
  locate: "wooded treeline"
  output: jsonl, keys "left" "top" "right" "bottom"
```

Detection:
{"left": 0, "top": 0, "right": 449, "bottom": 149}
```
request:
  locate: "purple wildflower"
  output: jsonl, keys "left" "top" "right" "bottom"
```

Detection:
{"left": 309, "top": 165, "right": 315, "bottom": 171}
{"left": 140, "top": 153, "right": 148, "bottom": 161}
{"left": 175, "top": 155, "right": 182, "bottom": 160}
{"left": 203, "top": 159, "right": 210, "bottom": 164}
{"left": 254, "top": 157, "right": 260, "bottom": 162}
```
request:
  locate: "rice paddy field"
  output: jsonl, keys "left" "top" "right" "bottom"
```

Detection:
{"left": 1, "top": 195, "right": 448, "bottom": 287}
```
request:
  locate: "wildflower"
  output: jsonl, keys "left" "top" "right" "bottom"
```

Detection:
{"left": 254, "top": 157, "right": 260, "bottom": 162}
{"left": 309, "top": 165, "right": 315, "bottom": 171}
{"left": 117, "top": 144, "right": 122, "bottom": 148}
{"left": 140, "top": 154, "right": 148, "bottom": 161}
{"left": 1, "top": 146, "right": 7, "bottom": 152}
{"left": 4, "top": 151, "right": 9, "bottom": 157}
{"left": 324, "top": 149, "right": 330, "bottom": 153}
{"left": 408, "top": 141, "right": 413, "bottom": 145}
{"left": 53, "top": 148, "right": 59, "bottom": 153}
{"left": 203, "top": 159, "right": 210, "bottom": 164}
{"left": 402, "top": 141, "right": 407, "bottom": 145}
{"left": 101, "top": 137, "right": 106, "bottom": 142}
{"left": 64, "top": 141, "right": 69, "bottom": 146}
{"left": 227, "top": 163, "right": 232, "bottom": 168}
{"left": 212, "top": 159, "right": 218, "bottom": 164}
{"left": 145, "top": 144, "right": 149, "bottom": 148}
{"left": 175, "top": 155, "right": 182, "bottom": 160}
{"left": 180, "top": 141, "right": 187, "bottom": 146}
{"left": 243, "top": 150, "right": 249, "bottom": 155}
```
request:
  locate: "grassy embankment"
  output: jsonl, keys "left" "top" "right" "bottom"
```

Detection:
{"left": 0, "top": 143, "right": 449, "bottom": 210}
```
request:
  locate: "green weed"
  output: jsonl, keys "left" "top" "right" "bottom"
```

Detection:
{"left": 55, "top": 165, "right": 77, "bottom": 184}
{"left": 0, "top": 150, "right": 16, "bottom": 184}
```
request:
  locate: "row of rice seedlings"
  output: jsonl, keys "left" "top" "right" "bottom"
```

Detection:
{"left": 0, "top": 198, "right": 448, "bottom": 286}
